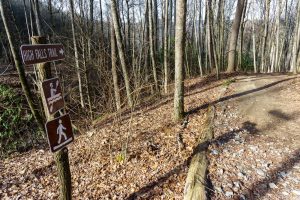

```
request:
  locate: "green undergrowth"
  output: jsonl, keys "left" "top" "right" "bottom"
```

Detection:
{"left": 222, "top": 78, "right": 236, "bottom": 87}
{"left": 0, "top": 84, "right": 40, "bottom": 156}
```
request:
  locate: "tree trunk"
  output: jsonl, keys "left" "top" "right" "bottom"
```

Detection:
{"left": 69, "top": 0, "right": 85, "bottom": 108}
{"left": 0, "top": 0, "right": 44, "bottom": 133}
{"left": 174, "top": 0, "right": 187, "bottom": 121}
{"left": 163, "top": 0, "right": 169, "bottom": 94}
{"left": 227, "top": 0, "right": 246, "bottom": 72}
{"left": 148, "top": 0, "right": 159, "bottom": 92}
{"left": 238, "top": 0, "right": 247, "bottom": 71}
{"left": 291, "top": 2, "right": 300, "bottom": 74}
{"left": 110, "top": 0, "right": 133, "bottom": 107}
{"left": 32, "top": 0, "right": 43, "bottom": 36}
{"left": 275, "top": 0, "right": 281, "bottom": 72}
{"left": 261, "top": 0, "right": 270, "bottom": 72}
{"left": 252, "top": 21, "right": 257, "bottom": 73}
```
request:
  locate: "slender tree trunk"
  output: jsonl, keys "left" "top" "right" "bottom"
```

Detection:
{"left": 148, "top": 0, "right": 159, "bottom": 92}
{"left": 69, "top": 0, "right": 84, "bottom": 108}
{"left": 110, "top": 19, "right": 121, "bottom": 110}
{"left": 82, "top": 37, "right": 93, "bottom": 118}
{"left": 238, "top": 0, "right": 247, "bottom": 71}
{"left": 174, "top": 0, "right": 187, "bottom": 121}
{"left": 110, "top": 0, "right": 133, "bottom": 107}
{"left": 23, "top": 0, "right": 31, "bottom": 42}
{"left": 252, "top": 21, "right": 257, "bottom": 73}
{"left": 32, "top": 0, "right": 43, "bottom": 36}
{"left": 291, "top": 2, "right": 300, "bottom": 74}
{"left": 125, "top": 0, "right": 131, "bottom": 63}
{"left": 48, "top": 0, "right": 54, "bottom": 30}
{"left": 261, "top": 0, "right": 270, "bottom": 72}
{"left": 164, "top": 0, "right": 169, "bottom": 94}
{"left": 275, "top": 0, "right": 281, "bottom": 72}
{"left": 227, "top": 0, "right": 246, "bottom": 72}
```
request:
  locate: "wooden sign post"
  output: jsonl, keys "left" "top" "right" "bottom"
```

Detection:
{"left": 21, "top": 36, "right": 72, "bottom": 200}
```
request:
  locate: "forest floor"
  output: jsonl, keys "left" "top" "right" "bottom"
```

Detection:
{"left": 1, "top": 73, "right": 300, "bottom": 199}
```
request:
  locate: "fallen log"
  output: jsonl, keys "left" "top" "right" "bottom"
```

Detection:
{"left": 184, "top": 106, "right": 215, "bottom": 200}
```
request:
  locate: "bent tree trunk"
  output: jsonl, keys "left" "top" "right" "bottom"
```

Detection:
{"left": 174, "top": 0, "right": 187, "bottom": 121}
{"left": 0, "top": 0, "right": 44, "bottom": 133}
{"left": 227, "top": 0, "right": 246, "bottom": 72}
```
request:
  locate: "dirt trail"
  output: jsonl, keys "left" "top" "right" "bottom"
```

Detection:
{"left": 208, "top": 74, "right": 300, "bottom": 200}
{"left": 235, "top": 75, "right": 300, "bottom": 144}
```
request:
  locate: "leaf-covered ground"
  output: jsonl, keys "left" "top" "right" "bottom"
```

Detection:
{"left": 1, "top": 74, "right": 234, "bottom": 199}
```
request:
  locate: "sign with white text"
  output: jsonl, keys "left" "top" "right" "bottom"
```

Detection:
{"left": 20, "top": 44, "right": 65, "bottom": 65}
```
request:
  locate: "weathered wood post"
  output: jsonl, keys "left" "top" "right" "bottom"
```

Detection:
{"left": 31, "top": 36, "right": 72, "bottom": 200}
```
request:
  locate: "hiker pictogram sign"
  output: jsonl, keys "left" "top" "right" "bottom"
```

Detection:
{"left": 20, "top": 44, "right": 65, "bottom": 65}
{"left": 42, "top": 77, "right": 64, "bottom": 115}
{"left": 45, "top": 114, "right": 74, "bottom": 152}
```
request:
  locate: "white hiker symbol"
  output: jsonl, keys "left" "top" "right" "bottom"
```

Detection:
{"left": 59, "top": 48, "right": 64, "bottom": 55}
{"left": 49, "top": 80, "right": 59, "bottom": 112}
{"left": 57, "top": 119, "right": 67, "bottom": 144}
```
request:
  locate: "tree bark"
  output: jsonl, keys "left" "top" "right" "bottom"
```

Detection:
{"left": 110, "top": 0, "right": 133, "bottom": 107}
{"left": 163, "top": 0, "right": 169, "bottom": 94}
{"left": 32, "top": 0, "right": 43, "bottom": 36}
{"left": 174, "top": 0, "right": 187, "bottom": 121}
{"left": 110, "top": 18, "right": 122, "bottom": 110}
{"left": 261, "top": 0, "right": 270, "bottom": 72}
{"left": 69, "top": 0, "right": 85, "bottom": 108}
{"left": 148, "top": 0, "right": 159, "bottom": 92}
{"left": 291, "top": 1, "right": 300, "bottom": 74}
{"left": 275, "top": 0, "right": 281, "bottom": 72}
{"left": 227, "top": 0, "right": 246, "bottom": 72}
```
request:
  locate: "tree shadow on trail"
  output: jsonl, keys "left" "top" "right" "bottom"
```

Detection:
{"left": 187, "top": 77, "right": 297, "bottom": 116}
{"left": 125, "top": 121, "right": 257, "bottom": 199}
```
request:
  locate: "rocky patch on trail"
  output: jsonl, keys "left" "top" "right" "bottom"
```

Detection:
{"left": 208, "top": 76, "right": 300, "bottom": 200}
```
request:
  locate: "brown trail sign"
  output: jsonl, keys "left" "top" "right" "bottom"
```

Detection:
{"left": 20, "top": 44, "right": 65, "bottom": 65}
{"left": 42, "top": 77, "right": 64, "bottom": 115}
{"left": 45, "top": 114, "right": 74, "bottom": 152}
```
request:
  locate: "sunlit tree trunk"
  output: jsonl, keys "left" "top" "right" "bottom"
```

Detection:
{"left": 261, "top": 0, "right": 270, "bottom": 72}
{"left": 227, "top": 0, "right": 246, "bottom": 72}
{"left": 111, "top": 0, "right": 133, "bottom": 107}
{"left": 174, "top": 0, "right": 187, "bottom": 121}
{"left": 110, "top": 18, "right": 121, "bottom": 110}
{"left": 148, "top": 0, "right": 159, "bottom": 92}
{"left": 164, "top": 0, "right": 169, "bottom": 94}
{"left": 291, "top": 1, "right": 300, "bottom": 74}
{"left": 69, "top": 0, "right": 85, "bottom": 108}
